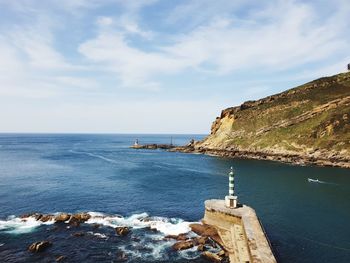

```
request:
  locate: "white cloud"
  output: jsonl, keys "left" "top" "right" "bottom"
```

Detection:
{"left": 0, "top": 26, "right": 94, "bottom": 99}
{"left": 0, "top": 0, "right": 349, "bottom": 133}
{"left": 78, "top": 0, "right": 349, "bottom": 88}
{"left": 120, "top": 19, "right": 154, "bottom": 39}
{"left": 78, "top": 33, "right": 187, "bottom": 88}
{"left": 11, "top": 32, "right": 71, "bottom": 70}
{"left": 97, "top": 16, "right": 114, "bottom": 26}
{"left": 166, "top": 1, "right": 348, "bottom": 73}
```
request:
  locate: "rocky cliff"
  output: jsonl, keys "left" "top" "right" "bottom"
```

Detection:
{"left": 186, "top": 72, "right": 350, "bottom": 168}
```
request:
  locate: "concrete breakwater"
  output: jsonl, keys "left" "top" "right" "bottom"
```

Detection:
{"left": 130, "top": 143, "right": 175, "bottom": 150}
{"left": 203, "top": 199, "right": 276, "bottom": 263}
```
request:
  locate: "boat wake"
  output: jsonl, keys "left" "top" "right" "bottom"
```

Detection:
{"left": 68, "top": 150, "right": 138, "bottom": 168}
{"left": 307, "top": 178, "right": 338, "bottom": 185}
{"left": 69, "top": 150, "right": 119, "bottom": 164}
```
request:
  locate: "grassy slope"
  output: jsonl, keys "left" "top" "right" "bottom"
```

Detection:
{"left": 202, "top": 72, "right": 350, "bottom": 156}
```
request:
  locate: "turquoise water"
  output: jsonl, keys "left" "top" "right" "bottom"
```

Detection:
{"left": 0, "top": 134, "right": 349, "bottom": 262}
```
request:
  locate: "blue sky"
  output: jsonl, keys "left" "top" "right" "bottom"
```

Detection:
{"left": 0, "top": 0, "right": 349, "bottom": 134}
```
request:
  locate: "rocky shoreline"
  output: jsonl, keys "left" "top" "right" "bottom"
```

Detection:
{"left": 11, "top": 212, "right": 230, "bottom": 262}
{"left": 170, "top": 145, "right": 350, "bottom": 169}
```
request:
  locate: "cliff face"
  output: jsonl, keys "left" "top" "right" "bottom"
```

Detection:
{"left": 195, "top": 71, "right": 350, "bottom": 168}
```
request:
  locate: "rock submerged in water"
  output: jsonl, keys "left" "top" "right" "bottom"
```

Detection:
{"left": 164, "top": 233, "right": 188, "bottom": 241}
{"left": 116, "top": 250, "right": 128, "bottom": 261}
{"left": 115, "top": 227, "right": 130, "bottom": 236}
{"left": 72, "top": 232, "right": 85, "bottom": 237}
{"left": 28, "top": 240, "right": 52, "bottom": 252}
{"left": 56, "top": 255, "right": 66, "bottom": 262}
{"left": 92, "top": 223, "right": 101, "bottom": 229}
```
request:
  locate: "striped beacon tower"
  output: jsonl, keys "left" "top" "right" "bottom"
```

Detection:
{"left": 225, "top": 167, "right": 238, "bottom": 208}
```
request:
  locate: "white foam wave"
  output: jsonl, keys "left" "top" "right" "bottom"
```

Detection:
{"left": 0, "top": 215, "right": 54, "bottom": 234}
{"left": 0, "top": 212, "right": 202, "bottom": 261}
{"left": 86, "top": 212, "right": 192, "bottom": 236}
{"left": 178, "top": 246, "right": 200, "bottom": 260}
{"left": 147, "top": 240, "right": 173, "bottom": 260}
{"left": 86, "top": 231, "right": 108, "bottom": 239}
{"left": 0, "top": 212, "right": 194, "bottom": 237}
{"left": 119, "top": 240, "right": 173, "bottom": 261}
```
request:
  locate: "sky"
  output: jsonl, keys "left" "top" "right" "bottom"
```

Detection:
{"left": 0, "top": 0, "right": 349, "bottom": 134}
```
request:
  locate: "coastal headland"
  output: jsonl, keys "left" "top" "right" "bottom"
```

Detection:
{"left": 178, "top": 72, "right": 350, "bottom": 169}
{"left": 132, "top": 71, "right": 350, "bottom": 168}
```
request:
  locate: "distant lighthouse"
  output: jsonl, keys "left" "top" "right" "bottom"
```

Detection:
{"left": 225, "top": 167, "right": 238, "bottom": 208}
{"left": 134, "top": 139, "right": 139, "bottom": 146}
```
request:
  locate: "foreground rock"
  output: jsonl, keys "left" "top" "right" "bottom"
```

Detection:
{"left": 202, "top": 251, "right": 223, "bottom": 263}
{"left": 197, "top": 244, "right": 205, "bottom": 251}
{"left": 172, "top": 240, "right": 195, "bottom": 251}
{"left": 28, "top": 241, "right": 52, "bottom": 252}
{"left": 55, "top": 213, "right": 71, "bottom": 223}
{"left": 68, "top": 212, "right": 91, "bottom": 226}
{"left": 195, "top": 236, "right": 208, "bottom": 245}
{"left": 189, "top": 223, "right": 223, "bottom": 246}
{"left": 164, "top": 233, "right": 188, "bottom": 241}
{"left": 115, "top": 227, "right": 130, "bottom": 236}
{"left": 40, "top": 214, "right": 54, "bottom": 222}
{"left": 171, "top": 236, "right": 209, "bottom": 251}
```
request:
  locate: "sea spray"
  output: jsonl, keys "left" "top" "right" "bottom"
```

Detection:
{"left": 0, "top": 211, "right": 203, "bottom": 261}
{"left": 0, "top": 215, "right": 54, "bottom": 234}
{"left": 85, "top": 212, "right": 192, "bottom": 236}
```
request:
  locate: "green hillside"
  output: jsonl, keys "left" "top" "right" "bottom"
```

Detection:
{"left": 195, "top": 71, "right": 350, "bottom": 167}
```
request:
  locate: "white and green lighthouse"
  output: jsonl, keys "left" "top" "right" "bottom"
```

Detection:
{"left": 225, "top": 167, "right": 237, "bottom": 208}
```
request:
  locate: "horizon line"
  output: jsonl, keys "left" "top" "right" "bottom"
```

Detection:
{"left": 0, "top": 132, "right": 208, "bottom": 135}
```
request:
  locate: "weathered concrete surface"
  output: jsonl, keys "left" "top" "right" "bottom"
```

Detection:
{"left": 203, "top": 199, "right": 276, "bottom": 263}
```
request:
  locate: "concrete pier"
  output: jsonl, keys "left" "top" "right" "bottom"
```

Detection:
{"left": 130, "top": 143, "right": 175, "bottom": 149}
{"left": 203, "top": 199, "right": 276, "bottom": 263}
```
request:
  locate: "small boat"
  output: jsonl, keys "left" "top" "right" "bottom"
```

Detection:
{"left": 308, "top": 178, "right": 320, "bottom": 183}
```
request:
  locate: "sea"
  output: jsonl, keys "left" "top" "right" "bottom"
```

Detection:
{"left": 0, "top": 134, "right": 349, "bottom": 262}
